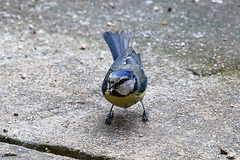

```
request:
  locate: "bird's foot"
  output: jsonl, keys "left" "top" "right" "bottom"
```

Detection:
{"left": 105, "top": 111, "right": 114, "bottom": 125}
{"left": 143, "top": 111, "right": 148, "bottom": 122}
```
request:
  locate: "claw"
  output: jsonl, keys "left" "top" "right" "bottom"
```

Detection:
{"left": 105, "top": 105, "right": 114, "bottom": 125}
{"left": 143, "top": 111, "right": 148, "bottom": 122}
{"left": 105, "top": 111, "right": 114, "bottom": 125}
{"left": 140, "top": 100, "right": 148, "bottom": 122}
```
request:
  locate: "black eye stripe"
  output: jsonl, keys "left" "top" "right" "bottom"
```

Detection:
{"left": 120, "top": 78, "right": 128, "bottom": 83}
{"left": 114, "top": 78, "right": 129, "bottom": 87}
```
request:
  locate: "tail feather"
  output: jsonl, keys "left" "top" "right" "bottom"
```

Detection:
{"left": 103, "top": 31, "right": 143, "bottom": 68}
{"left": 124, "top": 32, "right": 133, "bottom": 51}
{"left": 118, "top": 31, "right": 125, "bottom": 55}
{"left": 103, "top": 31, "right": 132, "bottom": 61}
{"left": 103, "top": 32, "right": 118, "bottom": 61}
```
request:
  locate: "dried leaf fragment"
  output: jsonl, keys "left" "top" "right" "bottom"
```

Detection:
{"left": 107, "top": 22, "right": 116, "bottom": 27}
{"left": 160, "top": 21, "right": 168, "bottom": 25}
{"left": 81, "top": 44, "right": 87, "bottom": 50}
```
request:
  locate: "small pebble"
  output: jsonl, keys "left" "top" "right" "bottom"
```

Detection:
{"left": 145, "top": 0, "right": 153, "bottom": 5}
{"left": 181, "top": 42, "right": 186, "bottom": 47}
{"left": 79, "top": 60, "right": 85, "bottom": 64}
{"left": 168, "top": 7, "right": 172, "bottom": 12}
{"left": 99, "top": 55, "right": 104, "bottom": 59}
{"left": 160, "top": 21, "right": 168, "bottom": 25}
{"left": 143, "top": 31, "right": 151, "bottom": 38}
{"left": 153, "top": 6, "right": 159, "bottom": 12}
{"left": 186, "top": 98, "right": 195, "bottom": 101}
{"left": 222, "top": 38, "right": 228, "bottom": 41}
{"left": 109, "top": 2, "right": 115, "bottom": 8}
{"left": 220, "top": 148, "right": 228, "bottom": 155}
{"left": 210, "top": 0, "right": 223, "bottom": 4}
{"left": 81, "top": 44, "right": 87, "bottom": 50}
{"left": 139, "top": 134, "right": 143, "bottom": 137}
{"left": 107, "top": 22, "right": 116, "bottom": 27}
{"left": 29, "top": 24, "right": 34, "bottom": 29}
{"left": 227, "top": 152, "right": 236, "bottom": 160}
{"left": 19, "top": 73, "right": 27, "bottom": 79}
{"left": 13, "top": 113, "right": 19, "bottom": 116}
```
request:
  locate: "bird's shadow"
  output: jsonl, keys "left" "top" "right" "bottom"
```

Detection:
{"left": 97, "top": 109, "right": 145, "bottom": 137}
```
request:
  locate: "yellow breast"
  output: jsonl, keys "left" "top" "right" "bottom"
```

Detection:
{"left": 104, "top": 90, "right": 146, "bottom": 108}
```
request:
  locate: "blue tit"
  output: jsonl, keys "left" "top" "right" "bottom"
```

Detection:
{"left": 102, "top": 31, "right": 148, "bottom": 125}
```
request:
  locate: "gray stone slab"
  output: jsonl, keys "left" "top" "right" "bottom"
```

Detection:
{"left": 0, "top": 0, "right": 239, "bottom": 159}
{"left": 0, "top": 142, "right": 75, "bottom": 160}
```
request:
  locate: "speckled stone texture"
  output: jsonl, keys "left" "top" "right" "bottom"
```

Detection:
{"left": 0, "top": 0, "right": 239, "bottom": 159}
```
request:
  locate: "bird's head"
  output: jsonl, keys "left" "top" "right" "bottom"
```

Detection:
{"left": 108, "top": 69, "right": 137, "bottom": 96}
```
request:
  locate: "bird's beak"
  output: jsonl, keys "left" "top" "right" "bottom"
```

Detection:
{"left": 108, "top": 83, "right": 115, "bottom": 94}
{"left": 109, "top": 84, "right": 114, "bottom": 90}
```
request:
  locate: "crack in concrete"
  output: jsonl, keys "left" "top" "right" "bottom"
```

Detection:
{"left": 0, "top": 135, "right": 111, "bottom": 160}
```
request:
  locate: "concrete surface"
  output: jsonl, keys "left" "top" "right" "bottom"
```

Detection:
{"left": 0, "top": 0, "right": 239, "bottom": 159}
{"left": 0, "top": 142, "right": 74, "bottom": 160}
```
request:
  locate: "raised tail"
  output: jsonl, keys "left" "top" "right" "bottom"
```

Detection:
{"left": 103, "top": 31, "right": 133, "bottom": 61}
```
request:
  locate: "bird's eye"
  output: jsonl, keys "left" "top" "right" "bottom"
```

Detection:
{"left": 119, "top": 78, "right": 128, "bottom": 84}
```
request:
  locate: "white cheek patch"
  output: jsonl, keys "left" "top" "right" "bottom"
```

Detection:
{"left": 116, "top": 79, "right": 135, "bottom": 96}
{"left": 109, "top": 74, "right": 121, "bottom": 84}
{"left": 109, "top": 74, "right": 118, "bottom": 81}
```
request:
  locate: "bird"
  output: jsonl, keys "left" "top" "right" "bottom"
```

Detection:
{"left": 101, "top": 31, "right": 148, "bottom": 125}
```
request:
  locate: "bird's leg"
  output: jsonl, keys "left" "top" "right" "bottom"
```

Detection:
{"left": 105, "top": 105, "right": 114, "bottom": 125}
{"left": 140, "top": 100, "right": 148, "bottom": 122}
